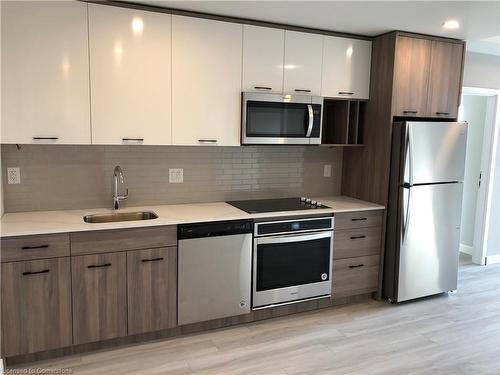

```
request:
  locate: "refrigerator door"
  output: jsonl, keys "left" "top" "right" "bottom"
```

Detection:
{"left": 404, "top": 122, "right": 467, "bottom": 185}
{"left": 397, "top": 182, "right": 463, "bottom": 302}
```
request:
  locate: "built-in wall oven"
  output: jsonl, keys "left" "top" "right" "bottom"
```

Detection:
{"left": 242, "top": 92, "right": 323, "bottom": 145}
{"left": 252, "top": 216, "right": 334, "bottom": 309}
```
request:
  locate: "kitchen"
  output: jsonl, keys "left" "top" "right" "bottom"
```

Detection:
{"left": 1, "top": 1, "right": 499, "bottom": 373}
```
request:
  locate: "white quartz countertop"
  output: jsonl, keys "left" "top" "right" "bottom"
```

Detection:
{"left": 0, "top": 196, "right": 384, "bottom": 237}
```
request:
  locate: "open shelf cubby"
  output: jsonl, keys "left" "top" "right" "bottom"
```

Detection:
{"left": 321, "top": 99, "right": 366, "bottom": 146}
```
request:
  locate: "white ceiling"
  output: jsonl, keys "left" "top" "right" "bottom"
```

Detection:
{"left": 133, "top": 1, "right": 500, "bottom": 56}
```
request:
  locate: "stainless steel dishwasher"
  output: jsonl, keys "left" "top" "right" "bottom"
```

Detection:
{"left": 177, "top": 220, "right": 253, "bottom": 325}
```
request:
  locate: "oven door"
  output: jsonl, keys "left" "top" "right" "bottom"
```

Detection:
{"left": 242, "top": 93, "right": 322, "bottom": 145}
{"left": 253, "top": 231, "right": 333, "bottom": 308}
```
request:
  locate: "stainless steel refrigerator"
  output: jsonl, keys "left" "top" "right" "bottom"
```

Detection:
{"left": 383, "top": 121, "right": 468, "bottom": 303}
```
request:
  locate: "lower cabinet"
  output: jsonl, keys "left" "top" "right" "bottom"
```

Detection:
{"left": 1, "top": 258, "right": 72, "bottom": 356}
{"left": 71, "top": 252, "right": 127, "bottom": 345}
{"left": 333, "top": 255, "right": 380, "bottom": 298}
{"left": 127, "top": 247, "right": 177, "bottom": 335}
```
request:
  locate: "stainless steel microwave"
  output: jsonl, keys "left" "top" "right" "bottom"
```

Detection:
{"left": 241, "top": 93, "right": 323, "bottom": 145}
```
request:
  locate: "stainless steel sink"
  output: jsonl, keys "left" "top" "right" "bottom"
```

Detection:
{"left": 83, "top": 211, "right": 158, "bottom": 224}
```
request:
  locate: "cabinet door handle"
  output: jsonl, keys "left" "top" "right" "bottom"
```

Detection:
{"left": 141, "top": 257, "right": 164, "bottom": 263}
{"left": 87, "top": 263, "right": 111, "bottom": 269}
{"left": 254, "top": 86, "right": 272, "bottom": 90}
{"left": 435, "top": 112, "right": 450, "bottom": 115}
{"left": 33, "top": 137, "right": 58, "bottom": 140}
{"left": 350, "top": 235, "right": 366, "bottom": 240}
{"left": 351, "top": 217, "right": 367, "bottom": 221}
{"left": 122, "top": 138, "right": 144, "bottom": 142}
{"left": 403, "top": 110, "right": 418, "bottom": 114}
{"left": 198, "top": 139, "right": 218, "bottom": 143}
{"left": 294, "top": 89, "right": 311, "bottom": 93}
{"left": 22, "top": 269, "right": 50, "bottom": 276}
{"left": 21, "top": 245, "right": 49, "bottom": 250}
{"left": 348, "top": 264, "right": 365, "bottom": 269}
{"left": 338, "top": 91, "right": 354, "bottom": 95}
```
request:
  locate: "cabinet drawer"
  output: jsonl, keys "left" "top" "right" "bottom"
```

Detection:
{"left": 1, "top": 233, "right": 70, "bottom": 262}
{"left": 334, "top": 210, "right": 383, "bottom": 230}
{"left": 334, "top": 227, "right": 382, "bottom": 260}
{"left": 1, "top": 258, "right": 72, "bottom": 356}
{"left": 70, "top": 226, "right": 176, "bottom": 255}
{"left": 333, "top": 255, "right": 379, "bottom": 298}
{"left": 71, "top": 252, "right": 127, "bottom": 344}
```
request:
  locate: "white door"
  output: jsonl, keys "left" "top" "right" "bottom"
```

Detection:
{"left": 1, "top": 1, "right": 90, "bottom": 144}
{"left": 283, "top": 31, "right": 323, "bottom": 96}
{"left": 172, "top": 16, "right": 242, "bottom": 146}
{"left": 89, "top": 4, "right": 172, "bottom": 145}
{"left": 242, "top": 25, "right": 284, "bottom": 94}
{"left": 322, "top": 36, "right": 371, "bottom": 99}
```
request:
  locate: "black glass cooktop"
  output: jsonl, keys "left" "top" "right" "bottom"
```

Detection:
{"left": 226, "top": 197, "right": 330, "bottom": 214}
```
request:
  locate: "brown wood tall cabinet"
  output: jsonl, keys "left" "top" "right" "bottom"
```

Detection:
{"left": 341, "top": 31, "right": 465, "bottom": 297}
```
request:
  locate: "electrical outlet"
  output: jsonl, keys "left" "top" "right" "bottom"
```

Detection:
{"left": 169, "top": 168, "right": 183, "bottom": 183}
{"left": 323, "top": 164, "right": 332, "bottom": 178}
{"left": 7, "top": 167, "right": 20, "bottom": 184}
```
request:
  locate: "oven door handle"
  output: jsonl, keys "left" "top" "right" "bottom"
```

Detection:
{"left": 306, "top": 104, "right": 314, "bottom": 137}
{"left": 256, "top": 231, "right": 332, "bottom": 245}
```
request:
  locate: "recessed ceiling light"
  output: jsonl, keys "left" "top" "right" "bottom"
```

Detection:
{"left": 443, "top": 20, "right": 460, "bottom": 30}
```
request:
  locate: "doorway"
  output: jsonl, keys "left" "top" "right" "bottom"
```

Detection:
{"left": 459, "top": 87, "right": 500, "bottom": 265}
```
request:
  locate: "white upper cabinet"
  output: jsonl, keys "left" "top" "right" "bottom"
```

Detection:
{"left": 283, "top": 31, "right": 323, "bottom": 96}
{"left": 322, "top": 37, "right": 372, "bottom": 99}
{"left": 88, "top": 4, "right": 172, "bottom": 145}
{"left": 242, "top": 25, "right": 285, "bottom": 94}
{"left": 172, "top": 16, "right": 242, "bottom": 146}
{"left": 1, "top": 1, "right": 90, "bottom": 144}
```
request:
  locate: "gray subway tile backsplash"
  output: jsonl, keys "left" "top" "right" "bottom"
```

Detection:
{"left": 1, "top": 144, "right": 343, "bottom": 213}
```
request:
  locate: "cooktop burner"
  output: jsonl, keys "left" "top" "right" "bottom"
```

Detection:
{"left": 226, "top": 197, "right": 330, "bottom": 214}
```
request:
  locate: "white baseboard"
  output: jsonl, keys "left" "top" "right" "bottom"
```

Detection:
{"left": 486, "top": 254, "right": 500, "bottom": 265}
{"left": 460, "top": 244, "right": 474, "bottom": 256}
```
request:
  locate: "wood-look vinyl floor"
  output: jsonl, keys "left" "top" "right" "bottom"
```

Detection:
{"left": 12, "top": 254, "right": 500, "bottom": 374}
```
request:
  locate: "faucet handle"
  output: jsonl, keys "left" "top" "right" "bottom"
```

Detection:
{"left": 123, "top": 188, "right": 129, "bottom": 200}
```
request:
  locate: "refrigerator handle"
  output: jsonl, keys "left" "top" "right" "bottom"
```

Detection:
{"left": 402, "top": 186, "right": 411, "bottom": 246}
{"left": 406, "top": 125, "right": 414, "bottom": 186}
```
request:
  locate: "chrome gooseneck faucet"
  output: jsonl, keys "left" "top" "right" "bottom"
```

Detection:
{"left": 112, "top": 166, "right": 129, "bottom": 210}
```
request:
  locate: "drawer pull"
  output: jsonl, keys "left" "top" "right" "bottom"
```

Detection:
{"left": 87, "top": 263, "right": 111, "bottom": 269}
{"left": 348, "top": 264, "right": 365, "bottom": 269}
{"left": 350, "top": 235, "right": 366, "bottom": 240}
{"left": 21, "top": 245, "right": 49, "bottom": 250}
{"left": 435, "top": 112, "right": 450, "bottom": 116}
{"left": 295, "top": 89, "right": 311, "bottom": 93}
{"left": 198, "top": 139, "right": 218, "bottom": 143}
{"left": 33, "top": 137, "right": 58, "bottom": 140}
{"left": 122, "top": 138, "right": 144, "bottom": 142}
{"left": 351, "top": 218, "right": 367, "bottom": 222}
{"left": 22, "top": 269, "right": 50, "bottom": 276}
{"left": 254, "top": 86, "right": 272, "bottom": 90}
{"left": 141, "top": 257, "right": 164, "bottom": 263}
{"left": 403, "top": 110, "right": 418, "bottom": 114}
{"left": 338, "top": 91, "right": 354, "bottom": 95}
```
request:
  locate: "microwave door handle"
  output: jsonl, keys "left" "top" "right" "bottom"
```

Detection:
{"left": 306, "top": 104, "right": 314, "bottom": 137}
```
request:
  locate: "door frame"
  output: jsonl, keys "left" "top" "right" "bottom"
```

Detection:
{"left": 460, "top": 87, "right": 500, "bottom": 265}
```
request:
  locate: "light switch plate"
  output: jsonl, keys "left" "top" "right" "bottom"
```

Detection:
{"left": 169, "top": 168, "right": 184, "bottom": 183}
{"left": 7, "top": 167, "right": 20, "bottom": 184}
{"left": 323, "top": 164, "right": 332, "bottom": 178}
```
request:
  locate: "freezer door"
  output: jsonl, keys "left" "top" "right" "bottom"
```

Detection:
{"left": 404, "top": 122, "right": 467, "bottom": 185}
{"left": 397, "top": 183, "right": 463, "bottom": 302}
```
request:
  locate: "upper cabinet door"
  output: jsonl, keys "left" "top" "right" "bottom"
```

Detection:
{"left": 1, "top": 1, "right": 90, "bottom": 144}
{"left": 172, "top": 16, "right": 242, "bottom": 146}
{"left": 89, "top": 4, "right": 172, "bottom": 145}
{"left": 427, "top": 41, "right": 464, "bottom": 119}
{"left": 283, "top": 31, "right": 323, "bottom": 96}
{"left": 322, "top": 37, "right": 372, "bottom": 99}
{"left": 242, "top": 25, "right": 285, "bottom": 94}
{"left": 392, "top": 36, "right": 431, "bottom": 117}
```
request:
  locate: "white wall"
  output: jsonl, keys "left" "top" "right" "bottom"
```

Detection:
{"left": 463, "top": 52, "right": 500, "bottom": 90}
{"left": 461, "top": 95, "right": 488, "bottom": 247}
